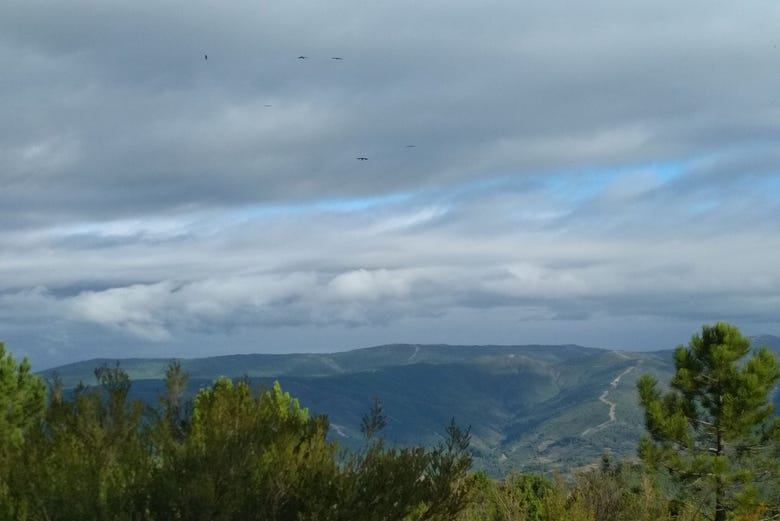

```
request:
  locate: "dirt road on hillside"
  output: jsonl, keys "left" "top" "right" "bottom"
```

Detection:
{"left": 581, "top": 366, "right": 635, "bottom": 436}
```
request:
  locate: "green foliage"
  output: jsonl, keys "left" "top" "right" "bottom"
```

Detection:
{"left": 320, "top": 413, "right": 474, "bottom": 521}
{"left": 0, "top": 341, "right": 480, "bottom": 521}
{"left": 458, "top": 471, "right": 597, "bottom": 521}
{"left": 541, "top": 472, "right": 595, "bottom": 521}
{"left": 457, "top": 457, "right": 670, "bottom": 521}
{"left": 156, "top": 359, "right": 191, "bottom": 443}
{"left": 638, "top": 322, "right": 780, "bottom": 521}
{"left": 491, "top": 473, "right": 553, "bottom": 521}
{"left": 40, "top": 343, "right": 676, "bottom": 474}
{"left": 420, "top": 419, "right": 475, "bottom": 519}
{"left": 333, "top": 440, "right": 431, "bottom": 520}
{"left": 147, "top": 377, "right": 338, "bottom": 520}
{"left": 0, "top": 342, "right": 46, "bottom": 517}
{"left": 360, "top": 396, "right": 387, "bottom": 441}
{"left": 9, "top": 363, "right": 151, "bottom": 520}
{"left": 573, "top": 453, "right": 669, "bottom": 521}
{"left": 0, "top": 343, "right": 46, "bottom": 453}
{"left": 9, "top": 333, "right": 780, "bottom": 521}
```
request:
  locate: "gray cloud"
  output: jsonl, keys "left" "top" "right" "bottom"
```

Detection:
{"left": 2, "top": 0, "right": 780, "bottom": 366}
{"left": 3, "top": 170, "right": 780, "bottom": 367}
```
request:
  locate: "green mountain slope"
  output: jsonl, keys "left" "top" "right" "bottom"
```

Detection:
{"left": 42, "top": 336, "right": 778, "bottom": 475}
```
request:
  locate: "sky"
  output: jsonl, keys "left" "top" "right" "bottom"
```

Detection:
{"left": 2, "top": 0, "right": 780, "bottom": 369}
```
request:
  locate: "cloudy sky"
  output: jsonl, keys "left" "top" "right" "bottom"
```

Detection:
{"left": 2, "top": 0, "right": 780, "bottom": 368}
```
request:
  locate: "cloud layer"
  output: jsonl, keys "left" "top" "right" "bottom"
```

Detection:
{"left": 2, "top": 0, "right": 779, "bottom": 366}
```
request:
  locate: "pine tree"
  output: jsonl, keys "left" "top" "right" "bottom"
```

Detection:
{"left": 0, "top": 342, "right": 45, "bottom": 453}
{"left": 637, "top": 322, "right": 780, "bottom": 521}
{"left": 0, "top": 342, "right": 46, "bottom": 516}
{"left": 360, "top": 396, "right": 387, "bottom": 441}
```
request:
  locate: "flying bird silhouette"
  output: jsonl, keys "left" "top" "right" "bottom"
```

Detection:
{"left": 405, "top": 145, "right": 416, "bottom": 148}
{"left": 204, "top": 54, "right": 208, "bottom": 60}
{"left": 356, "top": 157, "right": 368, "bottom": 161}
{"left": 331, "top": 57, "right": 343, "bottom": 60}
{"left": 298, "top": 55, "right": 308, "bottom": 59}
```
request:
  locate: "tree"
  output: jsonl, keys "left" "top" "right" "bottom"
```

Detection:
{"left": 7, "top": 363, "right": 152, "bottom": 520}
{"left": 360, "top": 396, "right": 387, "bottom": 441}
{"left": 0, "top": 342, "right": 46, "bottom": 517}
{"left": 149, "top": 378, "right": 339, "bottom": 520}
{"left": 574, "top": 452, "right": 668, "bottom": 521}
{"left": 419, "top": 418, "right": 474, "bottom": 520}
{"left": 156, "top": 359, "right": 192, "bottom": 443}
{"left": 638, "top": 322, "right": 780, "bottom": 521}
{"left": 490, "top": 472, "right": 553, "bottom": 521}
{"left": 0, "top": 343, "right": 46, "bottom": 453}
{"left": 328, "top": 401, "right": 474, "bottom": 521}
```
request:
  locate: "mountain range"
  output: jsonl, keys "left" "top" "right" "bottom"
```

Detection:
{"left": 41, "top": 335, "right": 780, "bottom": 476}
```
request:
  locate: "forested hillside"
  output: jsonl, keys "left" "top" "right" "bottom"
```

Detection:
{"left": 2, "top": 326, "right": 780, "bottom": 519}
{"left": 41, "top": 337, "right": 780, "bottom": 475}
{"left": 42, "top": 343, "right": 678, "bottom": 474}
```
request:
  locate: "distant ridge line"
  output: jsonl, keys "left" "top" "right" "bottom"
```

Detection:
{"left": 45, "top": 342, "right": 601, "bottom": 369}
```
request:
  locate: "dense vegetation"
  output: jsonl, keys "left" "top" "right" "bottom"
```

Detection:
{"left": 40, "top": 342, "right": 674, "bottom": 474}
{"left": 2, "top": 322, "right": 780, "bottom": 520}
{"left": 0, "top": 344, "right": 472, "bottom": 521}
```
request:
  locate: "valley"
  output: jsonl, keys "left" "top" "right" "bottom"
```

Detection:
{"left": 42, "top": 336, "right": 779, "bottom": 476}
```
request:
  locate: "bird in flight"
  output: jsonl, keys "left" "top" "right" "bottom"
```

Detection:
{"left": 405, "top": 145, "right": 416, "bottom": 148}
{"left": 356, "top": 157, "right": 368, "bottom": 161}
{"left": 298, "top": 55, "right": 308, "bottom": 59}
{"left": 331, "top": 57, "right": 343, "bottom": 60}
{"left": 204, "top": 54, "right": 208, "bottom": 60}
